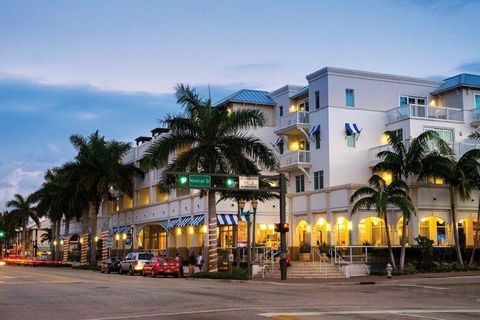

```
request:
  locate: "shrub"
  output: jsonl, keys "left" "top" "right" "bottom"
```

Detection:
{"left": 414, "top": 235, "right": 434, "bottom": 271}
{"left": 72, "top": 265, "right": 101, "bottom": 271}
{"left": 299, "top": 243, "right": 311, "bottom": 253}
{"left": 403, "top": 262, "right": 417, "bottom": 274}
{"left": 190, "top": 267, "right": 249, "bottom": 280}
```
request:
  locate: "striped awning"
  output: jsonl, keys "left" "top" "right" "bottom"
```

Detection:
{"left": 309, "top": 124, "right": 321, "bottom": 136}
{"left": 166, "top": 218, "right": 180, "bottom": 229}
{"left": 119, "top": 225, "right": 126, "bottom": 233}
{"left": 177, "top": 216, "right": 192, "bottom": 227}
{"left": 112, "top": 226, "right": 119, "bottom": 234}
{"left": 191, "top": 215, "right": 204, "bottom": 226}
{"left": 217, "top": 214, "right": 246, "bottom": 226}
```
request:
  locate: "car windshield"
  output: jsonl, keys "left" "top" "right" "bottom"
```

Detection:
{"left": 138, "top": 254, "right": 153, "bottom": 260}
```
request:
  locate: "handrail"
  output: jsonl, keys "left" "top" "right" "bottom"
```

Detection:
{"left": 311, "top": 248, "right": 328, "bottom": 279}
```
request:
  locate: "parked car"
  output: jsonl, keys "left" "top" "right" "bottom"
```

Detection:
{"left": 100, "top": 257, "right": 122, "bottom": 274}
{"left": 142, "top": 256, "right": 181, "bottom": 278}
{"left": 119, "top": 252, "right": 154, "bottom": 275}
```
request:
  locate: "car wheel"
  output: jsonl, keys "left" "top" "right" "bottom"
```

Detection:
{"left": 119, "top": 268, "right": 123, "bottom": 275}
{"left": 107, "top": 268, "right": 111, "bottom": 274}
{"left": 151, "top": 270, "right": 155, "bottom": 278}
{"left": 142, "top": 270, "right": 146, "bottom": 277}
{"left": 129, "top": 267, "right": 134, "bottom": 276}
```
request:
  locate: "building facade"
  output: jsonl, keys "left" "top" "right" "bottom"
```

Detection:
{"left": 61, "top": 67, "right": 480, "bottom": 261}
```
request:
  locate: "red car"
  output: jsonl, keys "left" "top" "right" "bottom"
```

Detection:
{"left": 142, "top": 256, "right": 181, "bottom": 278}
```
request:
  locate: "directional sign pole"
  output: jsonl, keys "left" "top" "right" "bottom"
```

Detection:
{"left": 279, "top": 173, "right": 288, "bottom": 280}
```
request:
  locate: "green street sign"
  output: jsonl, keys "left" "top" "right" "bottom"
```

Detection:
{"left": 0, "top": 230, "right": 5, "bottom": 238}
{"left": 177, "top": 175, "right": 189, "bottom": 187}
{"left": 189, "top": 175, "right": 211, "bottom": 188}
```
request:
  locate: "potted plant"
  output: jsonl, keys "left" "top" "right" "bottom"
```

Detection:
{"left": 299, "top": 243, "right": 311, "bottom": 262}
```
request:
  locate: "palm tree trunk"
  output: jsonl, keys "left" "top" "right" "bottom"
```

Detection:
{"left": 51, "top": 220, "right": 56, "bottom": 259}
{"left": 64, "top": 219, "right": 70, "bottom": 262}
{"left": 89, "top": 202, "right": 99, "bottom": 266}
{"left": 384, "top": 212, "right": 397, "bottom": 270}
{"left": 207, "top": 189, "right": 217, "bottom": 272}
{"left": 469, "top": 197, "right": 480, "bottom": 265}
{"left": 450, "top": 186, "right": 464, "bottom": 266}
{"left": 23, "top": 218, "right": 28, "bottom": 255}
{"left": 399, "top": 215, "right": 408, "bottom": 273}
{"left": 55, "top": 220, "right": 61, "bottom": 261}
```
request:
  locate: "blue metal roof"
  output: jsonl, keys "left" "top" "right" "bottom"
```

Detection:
{"left": 213, "top": 89, "right": 276, "bottom": 107}
{"left": 432, "top": 73, "right": 480, "bottom": 94}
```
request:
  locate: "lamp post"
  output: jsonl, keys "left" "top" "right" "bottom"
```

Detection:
{"left": 239, "top": 200, "right": 258, "bottom": 277}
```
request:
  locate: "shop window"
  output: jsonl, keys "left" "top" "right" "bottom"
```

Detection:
{"left": 219, "top": 225, "right": 235, "bottom": 248}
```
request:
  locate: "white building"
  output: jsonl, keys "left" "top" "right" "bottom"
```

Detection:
{"left": 62, "top": 67, "right": 480, "bottom": 261}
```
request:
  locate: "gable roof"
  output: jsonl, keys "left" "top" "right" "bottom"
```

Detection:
{"left": 432, "top": 73, "right": 480, "bottom": 94}
{"left": 213, "top": 89, "right": 276, "bottom": 107}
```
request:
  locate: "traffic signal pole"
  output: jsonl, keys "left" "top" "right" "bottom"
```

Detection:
{"left": 279, "top": 173, "right": 287, "bottom": 280}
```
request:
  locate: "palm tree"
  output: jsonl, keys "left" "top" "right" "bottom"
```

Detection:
{"left": 420, "top": 149, "right": 480, "bottom": 267}
{"left": 6, "top": 194, "right": 40, "bottom": 255}
{"left": 350, "top": 175, "right": 414, "bottom": 270}
{"left": 70, "top": 130, "right": 143, "bottom": 265}
{"left": 143, "top": 84, "right": 277, "bottom": 271}
{"left": 373, "top": 130, "right": 451, "bottom": 273}
{"left": 41, "top": 228, "right": 53, "bottom": 244}
{"left": 468, "top": 132, "right": 480, "bottom": 265}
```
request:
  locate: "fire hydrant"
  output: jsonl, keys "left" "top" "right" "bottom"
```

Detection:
{"left": 386, "top": 263, "right": 393, "bottom": 278}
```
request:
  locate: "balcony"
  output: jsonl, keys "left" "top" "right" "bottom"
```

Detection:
{"left": 387, "top": 104, "right": 463, "bottom": 123}
{"left": 275, "top": 111, "right": 309, "bottom": 135}
{"left": 279, "top": 150, "right": 311, "bottom": 169}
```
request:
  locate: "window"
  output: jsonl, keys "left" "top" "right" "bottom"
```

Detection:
{"left": 346, "top": 135, "right": 355, "bottom": 148}
{"left": 346, "top": 89, "right": 355, "bottom": 107}
{"left": 315, "top": 90, "right": 320, "bottom": 109}
{"left": 295, "top": 175, "right": 305, "bottom": 193}
{"left": 278, "top": 142, "right": 284, "bottom": 155}
{"left": 314, "top": 171, "right": 324, "bottom": 190}
{"left": 394, "top": 128, "right": 403, "bottom": 141}
{"left": 279, "top": 106, "right": 284, "bottom": 117}
{"left": 400, "top": 96, "right": 427, "bottom": 117}
{"left": 425, "top": 128, "right": 453, "bottom": 148}
{"left": 315, "top": 132, "right": 321, "bottom": 149}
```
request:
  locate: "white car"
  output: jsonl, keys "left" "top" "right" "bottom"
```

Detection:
{"left": 119, "top": 252, "right": 154, "bottom": 276}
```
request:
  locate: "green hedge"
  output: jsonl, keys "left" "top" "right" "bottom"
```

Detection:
{"left": 72, "top": 265, "right": 101, "bottom": 271}
{"left": 190, "top": 267, "right": 249, "bottom": 280}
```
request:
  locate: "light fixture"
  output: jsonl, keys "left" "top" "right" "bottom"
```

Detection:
{"left": 326, "top": 224, "right": 331, "bottom": 232}
{"left": 94, "top": 236, "right": 99, "bottom": 242}
{"left": 60, "top": 240, "right": 64, "bottom": 246}
{"left": 79, "top": 238, "right": 84, "bottom": 244}
{"left": 306, "top": 225, "right": 311, "bottom": 233}
{"left": 317, "top": 217, "right": 325, "bottom": 226}
{"left": 53, "top": 240, "right": 57, "bottom": 246}
{"left": 122, "top": 233, "right": 127, "bottom": 240}
{"left": 201, "top": 225, "right": 208, "bottom": 234}
{"left": 238, "top": 200, "right": 246, "bottom": 210}
{"left": 337, "top": 217, "right": 344, "bottom": 225}
{"left": 260, "top": 224, "right": 267, "bottom": 230}
{"left": 176, "top": 228, "right": 181, "bottom": 236}
{"left": 251, "top": 200, "right": 258, "bottom": 210}
{"left": 188, "top": 226, "right": 194, "bottom": 235}
{"left": 115, "top": 234, "right": 120, "bottom": 241}
{"left": 347, "top": 221, "right": 353, "bottom": 231}
{"left": 267, "top": 224, "right": 274, "bottom": 230}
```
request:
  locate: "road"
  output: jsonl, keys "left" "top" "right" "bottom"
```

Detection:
{"left": 1, "top": 265, "right": 480, "bottom": 319}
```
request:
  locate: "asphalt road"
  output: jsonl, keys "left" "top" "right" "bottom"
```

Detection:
{"left": 1, "top": 265, "right": 480, "bottom": 320}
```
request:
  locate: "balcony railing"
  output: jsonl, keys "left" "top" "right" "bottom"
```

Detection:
{"left": 275, "top": 111, "right": 309, "bottom": 132}
{"left": 387, "top": 104, "right": 463, "bottom": 123}
{"left": 123, "top": 150, "right": 135, "bottom": 163}
{"left": 279, "top": 150, "right": 311, "bottom": 167}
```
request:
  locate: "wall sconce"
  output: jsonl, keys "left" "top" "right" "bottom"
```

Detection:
{"left": 115, "top": 234, "right": 120, "bottom": 241}
{"left": 176, "top": 228, "right": 181, "bottom": 236}
{"left": 201, "top": 225, "right": 208, "bottom": 234}
{"left": 60, "top": 240, "right": 64, "bottom": 246}
{"left": 122, "top": 233, "right": 127, "bottom": 240}
{"left": 188, "top": 226, "right": 194, "bottom": 235}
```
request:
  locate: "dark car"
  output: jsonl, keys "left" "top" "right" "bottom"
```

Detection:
{"left": 101, "top": 257, "right": 122, "bottom": 273}
{"left": 143, "top": 256, "right": 181, "bottom": 278}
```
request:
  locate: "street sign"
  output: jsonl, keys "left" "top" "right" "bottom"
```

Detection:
{"left": 189, "top": 175, "right": 211, "bottom": 188}
{"left": 239, "top": 176, "right": 259, "bottom": 190}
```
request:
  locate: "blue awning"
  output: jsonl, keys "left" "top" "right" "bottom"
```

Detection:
{"left": 273, "top": 137, "right": 284, "bottom": 147}
{"left": 345, "top": 123, "right": 354, "bottom": 136}
{"left": 119, "top": 225, "right": 126, "bottom": 233}
{"left": 217, "top": 214, "right": 246, "bottom": 226}
{"left": 352, "top": 123, "right": 362, "bottom": 134}
{"left": 166, "top": 218, "right": 180, "bottom": 229}
{"left": 309, "top": 124, "right": 321, "bottom": 136}
{"left": 191, "top": 215, "right": 205, "bottom": 226}
{"left": 112, "top": 226, "right": 119, "bottom": 234}
{"left": 177, "top": 216, "right": 192, "bottom": 227}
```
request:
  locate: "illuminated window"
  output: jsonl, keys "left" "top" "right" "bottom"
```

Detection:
{"left": 137, "top": 188, "right": 150, "bottom": 206}
{"left": 156, "top": 190, "right": 168, "bottom": 203}
{"left": 122, "top": 195, "right": 133, "bottom": 209}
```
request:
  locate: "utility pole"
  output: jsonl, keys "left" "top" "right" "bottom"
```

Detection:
{"left": 279, "top": 173, "right": 287, "bottom": 280}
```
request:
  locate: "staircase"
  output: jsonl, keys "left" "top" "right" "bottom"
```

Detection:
{"left": 254, "top": 261, "right": 346, "bottom": 279}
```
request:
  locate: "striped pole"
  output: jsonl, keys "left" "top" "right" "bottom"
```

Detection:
{"left": 101, "top": 230, "right": 109, "bottom": 261}
{"left": 208, "top": 216, "right": 218, "bottom": 272}
{"left": 80, "top": 234, "right": 89, "bottom": 266}
{"left": 62, "top": 238, "right": 69, "bottom": 263}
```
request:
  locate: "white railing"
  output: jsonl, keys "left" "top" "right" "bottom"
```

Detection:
{"left": 311, "top": 248, "right": 329, "bottom": 279}
{"left": 453, "top": 141, "right": 480, "bottom": 158}
{"left": 135, "top": 142, "right": 150, "bottom": 160}
{"left": 275, "top": 111, "right": 309, "bottom": 132}
{"left": 279, "top": 150, "right": 311, "bottom": 167}
{"left": 387, "top": 104, "right": 463, "bottom": 123}
{"left": 472, "top": 110, "right": 480, "bottom": 123}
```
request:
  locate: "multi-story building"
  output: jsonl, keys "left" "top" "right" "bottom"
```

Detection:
{"left": 61, "top": 67, "right": 480, "bottom": 261}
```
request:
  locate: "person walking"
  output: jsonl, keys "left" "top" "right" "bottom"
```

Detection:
{"left": 196, "top": 253, "right": 204, "bottom": 272}
{"left": 188, "top": 251, "right": 196, "bottom": 275}
{"left": 175, "top": 252, "right": 184, "bottom": 278}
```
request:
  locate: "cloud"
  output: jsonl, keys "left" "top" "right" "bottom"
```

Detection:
{"left": 0, "top": 167, "right": 44, "bottom": 209}
{"left": 456, "top": 60, "right": 480, "bottom": 74}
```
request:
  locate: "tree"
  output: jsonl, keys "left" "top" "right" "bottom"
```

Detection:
{"left": 69, "top": 131, "right": 143, "bottom": 265}
{"left": 143, "top": 84, "right": 277, "bottom": 271}
{"left": 350, "top": 175, "right": 414, "bottom": 270}
{"left": 6, "top": 194, "right": 40, "bottom": 255}
{"left": 420, "top": 149, "right": 480, "bottom": 267}
{"left": 373, "top": 130, "right": 451, "bottom": 273}
{"left": 41, "top": 228, "right": 53, "bottom": 244}
{"left": 468, "top": 132, "right": 480, "bottom": 265}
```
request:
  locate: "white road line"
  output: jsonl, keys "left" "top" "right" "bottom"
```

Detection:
{"left": 399, "top": 313, "right": 446, "bottom": 320}
{"left": 258, "top": 309, "right": 480, "bottom": 317}
{"left": 398, "top": 284, "right": 448, "bottom": 290}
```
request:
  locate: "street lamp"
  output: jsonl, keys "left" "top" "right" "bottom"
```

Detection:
{"left": 239, "top": 200, "right": 258, "bottom": 277}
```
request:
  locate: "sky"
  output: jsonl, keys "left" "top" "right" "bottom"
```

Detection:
{"left": 1, "top": 0, "right": 480, "bottom": 209}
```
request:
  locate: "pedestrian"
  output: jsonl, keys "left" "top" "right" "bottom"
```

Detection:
{"left": 196, "top": 252, "right": 204, "bottom": 272}
{"left": 175, "top": 252, "right": 184, "bottom": 278}
{"left": 188, "top": 251, "right": 196, "bottom": 275}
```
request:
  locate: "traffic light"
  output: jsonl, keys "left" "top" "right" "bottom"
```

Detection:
{"left": 224, "top": 177, "right": 237, "bottom": 188}
{"left": 177, "top": 175, "right": 188, "bottom": 187}
{"left": 0, "top": 230, "right": 5, "bottom": 238}
{"left": 274, "top": 223, "right": 289, "bottom": 233}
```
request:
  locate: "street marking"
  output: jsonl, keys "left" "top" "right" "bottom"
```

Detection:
{"left": 399, "top": 313, "right": 446, "bottom": 320}
{"left": 398, "top": 284, "right": 448, "bottom": 290}
{"left": 259, "top": 309, "right": 480, "bottom": 317}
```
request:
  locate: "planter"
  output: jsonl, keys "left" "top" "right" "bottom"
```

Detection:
{"left": 299, "top": 252, "right": 311, "bottom": 262}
